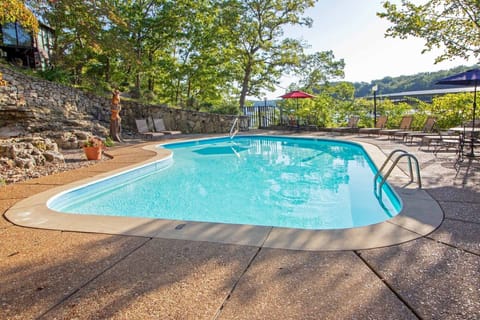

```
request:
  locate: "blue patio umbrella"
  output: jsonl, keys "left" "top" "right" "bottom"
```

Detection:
{"left": 436, "top": 68, "right": 480, "bottom": 156}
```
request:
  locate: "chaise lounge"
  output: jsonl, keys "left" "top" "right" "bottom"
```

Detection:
{"left": 153, "top": 118, "right": 182, "bottom": 135}
{"left": 135, "top": 119, "right": 165, "bottom": 140}
{"left": 395, "top": 116, "right": 437, "bottom": 143}
{"left": 379, "top": 115, "right": 414, "bottom": 139}
{"left": 331, "top": 116, "right": 360, "bottom": 134}
{"left": 358, "top": 115, "right": 388, "bottom": 136}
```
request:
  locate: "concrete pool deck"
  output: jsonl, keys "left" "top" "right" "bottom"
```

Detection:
{"left": 1, "top": 131, "right": 479, "bottom": 319}
{"left": 4, "top": 135, "right": 443, "bottom": 251}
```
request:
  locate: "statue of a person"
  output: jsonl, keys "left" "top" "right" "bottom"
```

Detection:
{"left": 110, "top": 89, "right": 123, "bottom": 142}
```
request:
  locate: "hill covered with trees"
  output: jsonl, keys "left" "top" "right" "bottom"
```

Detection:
{"left": 352, "top": 65, "right": 478, "bottom": 97}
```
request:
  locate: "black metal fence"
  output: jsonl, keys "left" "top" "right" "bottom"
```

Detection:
{"left": 243, "top": 106, "right": 279, "bottom": 129}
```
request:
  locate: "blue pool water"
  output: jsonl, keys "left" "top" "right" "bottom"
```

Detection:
{"left": 48, "top": 136, "right": 401, "bottom": 230}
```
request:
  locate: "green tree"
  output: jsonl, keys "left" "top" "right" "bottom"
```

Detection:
{"left": 230, "top": 0, "right": 317, "bottom": 108}
{"left": 427, "top": 92, "right": 475, "bottom": 128}
{"left": 378, "top": 0, "right": 480, "bottom": 63}
{"left": 31, "top": 0, "right": 115, "bottom": 86}
{"left": 164, "top": 0, "right": 236, "bottom": 110}
{"left": 1, "top": 0, "right": 38, "bottom": 33}
{"left": 296, "top": 51, "right": 345, "bottom": 91}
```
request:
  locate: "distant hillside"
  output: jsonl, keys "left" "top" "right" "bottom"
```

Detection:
{"left": 352, "top": 65, "right": 479, "bottom": 97}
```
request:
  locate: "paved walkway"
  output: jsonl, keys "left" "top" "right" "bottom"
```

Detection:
{"left": 1, "top": 132, "right": 479, "bottom": 319}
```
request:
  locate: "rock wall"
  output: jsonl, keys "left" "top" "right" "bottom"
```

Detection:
{"left": 0, "top": 65, "right": 247, "bottom": 139}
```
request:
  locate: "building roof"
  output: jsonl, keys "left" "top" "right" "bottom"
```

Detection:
{"left": 373, "top": 87, "right": 476, "bottom": 99}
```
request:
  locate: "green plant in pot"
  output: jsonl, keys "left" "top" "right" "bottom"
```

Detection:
{"left": 83, "top": 137, "right": 105, "bottom": 160}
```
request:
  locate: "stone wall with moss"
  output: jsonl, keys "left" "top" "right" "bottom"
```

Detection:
{"left": 0, "top": 65, "right": 247, "bottom": 139}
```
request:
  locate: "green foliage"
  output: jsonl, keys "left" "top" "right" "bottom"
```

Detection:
{"left": 26, "top": 0, "right": 323, "bottom": 112}
{"left": 296, "top": 51, "right": 345, "bottom": 91}
{"left": 0, "top": 0, "right": 38, "bottom": 33}
{"left": 211, "top": 103, "right": 240, "bottom": 115}
{"left": 37, "top": 68, "right": 71, "bottom": 85}
{"left": 104, "top": 136, "right": 115, "bottom": 148}
{"left": 426, "top": 93, "right": 476, "bottom": 129}
{"left": 378, "top": 0, "right": 480, "bottom": 63}
{"left": 224, "top": 0, "right": 316, "bottom": 108}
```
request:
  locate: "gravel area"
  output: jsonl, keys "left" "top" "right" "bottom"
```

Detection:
{"left": 0, "top": 149, "right": 109, "bottom": 185}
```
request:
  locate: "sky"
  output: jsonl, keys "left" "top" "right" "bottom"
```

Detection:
{"left": 265, "top": 0, "right": 477, "bottom": 99}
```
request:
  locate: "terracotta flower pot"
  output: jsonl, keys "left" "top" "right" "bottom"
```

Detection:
{"left": 83, "top": 146, "right": 102, "bottom": 160}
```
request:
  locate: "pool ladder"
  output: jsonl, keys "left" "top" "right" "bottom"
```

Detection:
{"left": 374, "top": 149, "right": 422, "bottom": 197}
{"left": 229, "top": 117, "right": 239, "bottom": 139}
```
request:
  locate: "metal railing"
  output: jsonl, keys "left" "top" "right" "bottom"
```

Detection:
{"left": 229, "top": 117, "right": 239, "bottom": 139}
{"left": 374, "top": 149, "right": 422, "bottom": 197}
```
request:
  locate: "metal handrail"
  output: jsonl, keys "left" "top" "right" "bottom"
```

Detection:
{"left": 229, "top": 117, "right": 239, "bottom": 139}
{"left": 374, "top": 150, "right": 422, "bottom": 197}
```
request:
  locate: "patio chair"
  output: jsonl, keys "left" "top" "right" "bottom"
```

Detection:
{"left": 419, "top": 130, "right": 459, "bottom": 152}
{"left": 396, "top": 116, "right": 437, "bottom": 143}
{"left": 433, "top": 130, "right": 462, "bottom": 155}
{"left": 331, "top": 116, "right": 360, "bottom": 134}
{"left": 135, "top": 119, "right": 165, "bottom": 140}
{"left": 152, "top": 118, "right": 182, "bottom": 135}
{"left": 358, "top": 115, "right": 388, "bottom": 136}
{"left": 379, "top": 115, "right": 414, "bottom": 139}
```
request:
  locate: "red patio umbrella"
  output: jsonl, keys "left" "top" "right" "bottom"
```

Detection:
{"left": 280, "top": 90, "right": 315, "bottom": 129}
{"left": 280, "top": 90, "right": 315, "bottom": 110}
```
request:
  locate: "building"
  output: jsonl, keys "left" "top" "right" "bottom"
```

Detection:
{"left": 0, "top": 22, "right": 54, "bottom": 69}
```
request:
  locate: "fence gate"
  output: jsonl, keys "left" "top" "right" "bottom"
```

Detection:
{"left": 243, "top": 106, "right": 278, "bottom": 129}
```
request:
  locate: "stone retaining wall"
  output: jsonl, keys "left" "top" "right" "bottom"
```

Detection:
{"left": 0, "top": 65, "right": 247, "bottom": 139}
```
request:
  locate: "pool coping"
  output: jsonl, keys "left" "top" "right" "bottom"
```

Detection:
{"left": 4, "top": 135, "right": 443, "bottom": 251}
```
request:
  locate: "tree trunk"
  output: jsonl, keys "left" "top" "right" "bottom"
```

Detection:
{"left": 174, "top": 79, "right": 181, "bottom": 106}
{"left": 105, "top": 57, "right": 110, "bottom": 83}
{"left": 239, "top": 60, "right": 252, "bottom": 109}
{"left": 148, "top": 52, "right": 154, "bottom": 91}
{"left": 187, "top": 77, "right": 192, "bottom": 108}
{"left": 134, "top": 73, "right": 141, "bottom": 98}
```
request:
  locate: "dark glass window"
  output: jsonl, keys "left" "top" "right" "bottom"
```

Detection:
{"left": 2, "top": 23, "right": 17, "bottom": 45}
{"left": 16, "top": 24, "right": 32, "bottom": 46}
{"left": 1, "top": 22, "right": 32, "bottom": 47}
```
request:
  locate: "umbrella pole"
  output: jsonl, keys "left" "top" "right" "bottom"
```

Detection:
{"left": 296, "top": 99, "right": 299, "bottom": 131}
{"left": 469, "top": 84, "right": 477, "bottom": 156}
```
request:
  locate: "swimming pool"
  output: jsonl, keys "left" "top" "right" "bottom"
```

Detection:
{"left": 48, "top": 136, "right": 401, "bottom": 230}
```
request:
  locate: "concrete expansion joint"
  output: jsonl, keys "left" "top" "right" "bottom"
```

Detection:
{"left": 212, "top": 246, "right": 264, "bottom": 320}
{"left": 424, "top": 235, "right": 480, "bottom": 257}
{"left": 36, "top": 237, "right": 152, "bottom": 319}
{"left": 354, "top": 251, "right": 422, "bottom": 320}
{"left": 213, "top": 228, "right": 273, "bottom": 319}
{"left": 385, "top": 219, "right": 439, "bottom": 239}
